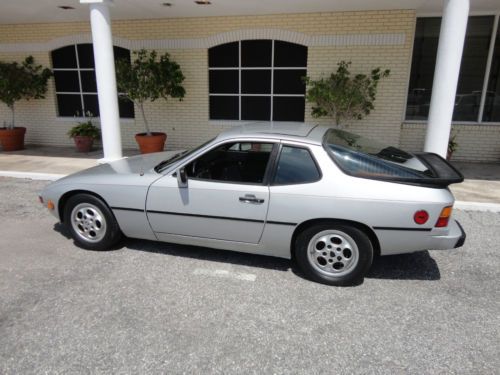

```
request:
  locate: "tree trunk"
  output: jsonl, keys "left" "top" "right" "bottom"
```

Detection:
{"left": 10, "top": 103, "right": 15, "bottom": 129}
{"left": 138, "top": 102, "right": 152, "bottom": 136}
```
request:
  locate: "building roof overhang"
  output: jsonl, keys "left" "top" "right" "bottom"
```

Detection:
{"left": 0, "top": 0, "right": 499, "bottom": 25}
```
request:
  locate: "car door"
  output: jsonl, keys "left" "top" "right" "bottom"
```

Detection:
{"left": 146, "top": 141, "right": 276, "bottom": 244}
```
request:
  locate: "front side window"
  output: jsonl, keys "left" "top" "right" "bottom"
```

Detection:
{"left": 406, "top": 16, "right": 494, "bottom": 122}
{"left": 273, "top": 146, "right": 320, "bottom": 185}
{"left": 186, "top": 142, "right": 274, "bottom": 184}
{"left": 51, "top": 44, "right": 134, "bottom": 118}
{"left": 208, "top": 40, "right": 308, "bottom": 122}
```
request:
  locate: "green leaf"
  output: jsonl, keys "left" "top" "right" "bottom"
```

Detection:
{"left": 304, "top": 60, "right": 390, "bottom": 126}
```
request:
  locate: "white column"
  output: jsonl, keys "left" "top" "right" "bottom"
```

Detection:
{"left": 81, "top": 0, "right": 122, "bottom": 162}
{"left": 424, "top": 0, "right": 469, "bottom": 157}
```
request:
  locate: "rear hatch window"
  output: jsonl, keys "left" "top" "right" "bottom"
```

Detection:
{"left": 323, "top": 129, "right": 463, "bottom": 187}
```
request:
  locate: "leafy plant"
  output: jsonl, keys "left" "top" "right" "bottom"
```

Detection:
{"left": 304, "top": 61, "right": 390, "bottom": 126}
{"left": 0, "top": 56, "right": 52, "bottom": 129}
{"left": 448, "top": 130, "right": 459, "bottom": 156}
{"left": 68, "top": 112, "right": 101, "bottom": 139}
{"left": 115, "top": 49, "right": 185, "bottom": 136}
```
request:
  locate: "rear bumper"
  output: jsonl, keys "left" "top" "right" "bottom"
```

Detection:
{"left": 429, "top": 219, "right": 466, "bottom": 250}
{"left": 454, "top": 220, "right": 466, "bottom": 248}
{"left": 377, "top": 219, "right": 466, "bottom": 256}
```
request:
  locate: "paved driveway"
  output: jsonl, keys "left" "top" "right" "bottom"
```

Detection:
{"left": 0, "top": 177, "right": 498, "bottom": 374}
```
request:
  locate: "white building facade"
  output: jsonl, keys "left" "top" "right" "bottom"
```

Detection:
{"left": 0, "top": 0, "right": 499, "bottom": 161}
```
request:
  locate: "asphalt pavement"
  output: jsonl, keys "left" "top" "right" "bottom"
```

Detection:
{"left": 0, "top": 177, "right": 499, "bottom": 374}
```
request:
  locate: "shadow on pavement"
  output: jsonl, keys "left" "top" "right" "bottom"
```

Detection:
{"left": 367, "top": 250, "right": 441, "bottom": 281}
{"left": 54, "top": 223, "right": 441, "bottom": 281}
{"left": 125, "top": 238, "right": 291, "bottom": 272}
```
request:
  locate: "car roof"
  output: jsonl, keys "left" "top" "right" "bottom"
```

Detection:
{"left": 216, "top": 121, "right": 328, "bottom": 145}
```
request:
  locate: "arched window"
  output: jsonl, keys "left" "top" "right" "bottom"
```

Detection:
{"left": 209, "top": 40, "right": 308, "bottom": 122}
{"left": 51, "top": 43, "right": 134, "bottom": 118}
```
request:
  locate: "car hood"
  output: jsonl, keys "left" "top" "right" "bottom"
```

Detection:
{"left": 56, "top": 151, "right": 178, "bottom": 183}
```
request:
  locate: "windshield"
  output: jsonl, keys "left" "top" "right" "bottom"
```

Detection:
{"left": 323, "top": 129, "right": 435, "bottom": 180}
{"left": 154, "top": 137, "right": 215, "bottom": 173}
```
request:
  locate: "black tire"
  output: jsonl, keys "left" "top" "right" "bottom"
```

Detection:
{"left": 63, "top": 193, "right": 123, "bottom": 251}
{"left": 294, "top": 223, "right": 373, "bottom": 286}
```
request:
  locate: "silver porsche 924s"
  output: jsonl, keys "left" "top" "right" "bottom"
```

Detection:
{"left": 40, "top": 122, "right": 466, "bottom": 286}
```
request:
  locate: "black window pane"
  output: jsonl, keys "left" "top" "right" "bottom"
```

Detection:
{"left": 210, "top": 96, "right": 239, "bottom": 120}
{"left": 118, "top": 98, "right": 135, "bottom": 119}
{"left": 484, "top": 19, "right": 500, "bottom": 122}
{"left": 76, "top": 44, "right": 95, "bottom": 68}
{"left": 406, "top": 16, "right": 494, "bottom": 121}
{"left": 241, "top": 96, "right": 270, "bottom": 120}
{"left": 53, "top": 71, "right": 80, "bottom": 92}
{"left": 56, "top": 94, "right": 82, "bottom": 117}
{"left": 454, "top": 16, "right": 493, "bottom": 121}
{"left": 83, "top": 94, "right": 99, "bottom": 117}
{"left": 406, "top": 18, "right": 440, "bottom": 120}
{"left": 274, "top": 69, "right": 306, "bottom": 94}
{"left": 273, "top": 97, "right": 305, "bottom": 122}
{"left": 209, "top": 42, "right": 239, "bottom": 67}
{"left": 80, "top": 71, "right": 97, "bottom": 93}
{"left": 241, "top": 40, "right": 272, "bottom": 67}
{"left": 51, "top": 45, "right": 77, "bottom": 68}
{"left": 114, "top": 46, "right": 130, "bottom": 63}
{"left": 274, "top": 41, "right": 307, "bottom": 67}
{"left": 209, "top": 70, "right": 239, "bottom": 93}
{"left": 274, "top": 146, "right": 320, "bottom": 185}
{"left": 242, "top": 70, "right": 271, "bottom": 94}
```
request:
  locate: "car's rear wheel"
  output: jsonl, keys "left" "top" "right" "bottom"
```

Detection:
{"left": 63, "top": 193, "right": 123, "bottom": 251}
{"left": 295, "top": 223, "right": 373, "bottom": 286}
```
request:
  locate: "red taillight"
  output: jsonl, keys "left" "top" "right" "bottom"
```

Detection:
{"left": 414, "top": 210, "right": 429, "bottom": 225}
{"left": 435, "top": 206, "right": 453, "bottom": 228}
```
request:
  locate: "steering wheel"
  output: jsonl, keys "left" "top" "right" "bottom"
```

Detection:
{"left": 190, "top": 159, "right": 211, "bottom": 179}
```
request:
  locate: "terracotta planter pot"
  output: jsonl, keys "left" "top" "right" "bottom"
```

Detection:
{"left": 135, "top": 132, "right": 167, "bottom": 154}
{"left": 0, "top": 127, "right": 26, "bottom": 151}
{"left": 73, "top": 135, "right": 94, "bottom": 153}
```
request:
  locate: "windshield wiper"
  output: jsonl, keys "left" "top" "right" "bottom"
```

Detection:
{"left": 154, "top": 151, "right": 187, "bottom": 173}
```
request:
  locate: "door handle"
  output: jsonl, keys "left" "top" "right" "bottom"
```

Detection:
{"left": 239, "top": 194, "right": 265, "bottom": 204}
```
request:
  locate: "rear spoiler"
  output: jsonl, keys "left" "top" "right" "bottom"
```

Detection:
{"left": 414, "top": 152, "right": 464, "bottom": 187}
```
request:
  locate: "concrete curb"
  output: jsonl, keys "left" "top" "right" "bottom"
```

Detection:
{"left": 454, "top": 200, "right": 500, "bottom": 213}
{"left": 0, "top": 171, "right": 65, "bottom": 181}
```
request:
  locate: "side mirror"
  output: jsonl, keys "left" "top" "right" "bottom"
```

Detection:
{"left": 177, "top": 167, "right": 188, "bottom": 188}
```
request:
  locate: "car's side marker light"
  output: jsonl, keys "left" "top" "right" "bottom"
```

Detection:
{"left": 47, "top": 200, "right": 55, "bottom": 210}
{"left": 414, "top": 210, "right": 429, "bottom": 225}
{"left": 435, "top": 206, "right": 452, "bottom": 227}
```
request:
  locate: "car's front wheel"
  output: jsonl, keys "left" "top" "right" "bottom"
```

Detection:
{"left": 63, "top": 193, "right": 123, "bottom": 251}
{"left": 294, "top": 223, "right": 373, "bottom": 286}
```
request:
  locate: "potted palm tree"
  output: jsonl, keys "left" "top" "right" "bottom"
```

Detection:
{"left": 115, "top": 49, "right": 185, "bottom": 154}
{"left": 68, "top": 112, "right": 101, "bottom": 153}
{"left": 0, "top": 56, "right": 52, "bottom": 151}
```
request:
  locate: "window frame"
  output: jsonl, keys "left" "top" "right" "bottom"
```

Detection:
{"left": 51, "top": 44, "right": 134, "bottom": 120}
{"left": 208, "top": 40, "right": 308, "bottom": 122}
{"left": 183, "top": 140, "right": 280, "bottom": 186}
{"left": 404, "top": 14, "right": 500, "bottom": 125}
{"left": 270, "top": 143, "right": 323, "bottom": 186}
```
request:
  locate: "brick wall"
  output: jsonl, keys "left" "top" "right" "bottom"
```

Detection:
{"left": 0, "top": 10, "right": 416, "bottom": 152}
{"left": 401, "top": 123, "right": 500, "bottom": 162}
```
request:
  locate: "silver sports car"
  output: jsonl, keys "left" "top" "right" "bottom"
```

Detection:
{"left": 40, "top": 122, "right": 466, "bottom": 285}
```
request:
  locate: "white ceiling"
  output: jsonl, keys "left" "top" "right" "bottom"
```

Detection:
{"left": 0, "top": 0, "right": 498, "bottom": 24}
